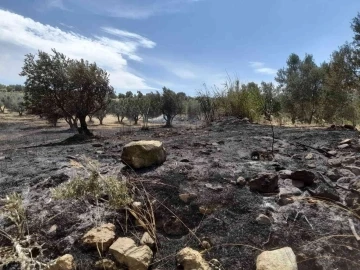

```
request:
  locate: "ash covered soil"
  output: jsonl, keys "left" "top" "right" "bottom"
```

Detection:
{"left": 1, "top": 115, "right": 360, "bottom": 270}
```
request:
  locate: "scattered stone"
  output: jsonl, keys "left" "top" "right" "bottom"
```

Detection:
{"left": 307, "top": 163, "right": 316, "bottom": 169}
{"left": 328, "top": 158, "right": 342, "bottom": 167}
{"left": 344, "top": 166, "right": 360, "bottom": 176}
{"left": 176, "top": 247, "right": 210, "bottom": 270}
{"left": 279, "top": 187, "right": 302, "bottom": 197}
{"left": 201, "top": 240, "right": 212, "bottom": 249}
{"left": 95, "top": 259, "right": 117, "bottom": 270}
{"left": 326, "top": 170, "right": 340, "bottom": 182}
{"left": 249, "top": 173, "right": 279, "bottom": 193}
{"left": 256, "top": 247, "right": 297, "bottom": 270}
{"left": 339, "top": 138, "right": 352, "bottom": 145}
{"left": 217, "top": 140, "right": 225, "bottom": 145}
{"left": 121, "top": 140, "right": 166, "bottom": 169}
{"left": 164, "top": 217, "right": 187, "bottom": 235}
{"left": 279, "top": 170, "right": 293, "bottom": 179}
{"left": 140, "top": 232, "right": 155, "bottom": 249}
{"left": 289, "top": 170, "right": 316, "bottom": 186}
{"left": 349, "top": 177, "right": 360, "bottom": 192}
{"left": 205, "top": 183, "right": 223, "bottom": 191}
{"left": 132, "top": 201, "right": 142, "bottom": 211}
{"left": 82, "top": 223, "right": 115, "bottom": 252}
{"left": 305, "top": 153, "right": 314, "bottom": 160}
{"left": 337, "top": 176, "right": 353, "bottom": 184}
{"left": 179, "top": 193, "right": 198, "bottom": 203}
{"left": 236, "top": 176, "right": 247, "bottom": 187}
{"left": 327, "top": 150, "right": 337, "bottom": 156}
{"left": 47, "top": 254, "right": 74, "bottom": 270}
{"left": 338, "top": 144, "right": 350, "bottom": 149}
{"left": 256, "top": 214, "right": 271, "bottom": 225}
{"left": 109, "top": 238, "right": 153, "bottom": 270}
{"left": 95, "top": 150, "right": 104, "bottom": 155}
{"left": 278, "top": 197, "right": 294, "bottom": 206}
{"left": 342, "top": 156, "right": 356, "bottom": 165}
{"left": 338, "top": 168, "right": 356, "bottom": 178}
{"left": 48, "top": 225, "right": 57, "bottom": 235}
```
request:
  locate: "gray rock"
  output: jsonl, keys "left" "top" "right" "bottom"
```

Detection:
{"left": 279, "top": 170, "right": 293, "bottom": 179}
{"left": 256, "top": 214, "right": 271, "bottom": 225}
{"left": 236, "top": 176, "right": 247, "bottom": 186}
{"left": 328, "top": 158, "right": 342, "bottom": 167}
{"left": 342, "top": 156, "right": 356, "bottom": 165}
{"left": 249, "top": 173, "right": 279, "bottom": 193}
{"left": 256, "top": 247, "right": 297, "bottom": 270}
{"left": 289, "top": 170, "right": 316, "bottom": 186}
{"left": 344, "top": 166, "right": 360, "bottom": 176}
{"left": 338, "top": 144, "right": 350, "bottom": 149}
{"left": 308, "top": 183, "right": 340, "bottom": 201}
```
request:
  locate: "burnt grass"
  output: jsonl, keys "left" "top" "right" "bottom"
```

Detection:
{"left": 1, "top": 116, "right": 360, "bottom": 269}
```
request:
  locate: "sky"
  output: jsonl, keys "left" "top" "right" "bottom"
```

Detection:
{"left": 0, "top": 0, "right": 360, "bottom": 95}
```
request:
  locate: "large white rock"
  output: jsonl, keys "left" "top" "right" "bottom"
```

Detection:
{"left": 109, "top": 237, "right": 153, "bottom": 270}
{"left": 121, "top": 140, "right": 166, "bottom": 169}
{"left": 82, "top": 223, "right": 116, "bottom": 252}
{"left": 176, "top": 247, "right": 210, "bottom": 270}
{"left": 256, "top": 247, "right": 297, "bottom": 270}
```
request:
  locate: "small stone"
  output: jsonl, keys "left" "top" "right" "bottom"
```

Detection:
{"left": 236, "top": 176, "right": 247, "bottom": 186}
{"left": 140, "top": 232, "right": 155, "bottom": 249}
{"left": 278, "top": 197, "right": 294, "bottom": 206}
{"left": 256, "top": 247, "right": 297, "bottom": 270}
{"left": 132, "top": 201, "right": 142, "bottom": 211}
{"left": 338, "top": 144, "right": 350, "bottom": 149}
{"left": 327, "top": 150, "right": 337, "bottom": 156}
{"left": 307, "top": 163, "right": 316, "bottom": 169}
{"left": 179, "top": 193, "right": 197, "bottom": 203}
{"left": 328, "top": 158, "right": 342, "bottom": 167}
{"left": 205, "top": 183, "right": 223, "bottom": 191}
{"left": 339, "top": 138, "right": 352, "bottom": 145}
{"left": 344, "top": 166, "right": 360, "bottom": 176}
{"left": 305, "top": 153, "right": 314, "bottom": 160}
{"left": 256, "top": 214, "right": 271, "bottom": 225}
{"left": 95, "top": 259, "right": 117, "bottom": 270}
{"left": 82, "top": 223, "right": 116, "bottom": 252}
{"left": 342, "top": 156, "right": 356, "bottom": 165}
{"left": 47, "top": 254, "right": 74, "bottom": 270}
{"left": 201, "top": 240, "right": 211, "bottom": 249}
{"left": 291, "top": 180, "right": 304, "bottom": 188}
{"left": 176, "top": 247, "right": 210, "bottom": 270}
{"left": 338, "top": 168, "right": 356, "bottom": 178}
{"left": 96, "top": 150, "right": 105, "bottom": 155}
{"left": 48, "top": 225, "right": 57, "bottom": 234}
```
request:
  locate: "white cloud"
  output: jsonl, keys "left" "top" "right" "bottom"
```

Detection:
{"left": 249, "top": 61, "right": 277, "bottom": 75}
{"left": 102, "top": 27, "right": 156, "bottom": 49}
{"left": 0, "top": 9, "right": 157, "bottom": 90}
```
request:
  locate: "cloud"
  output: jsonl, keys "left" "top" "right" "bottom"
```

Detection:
{"left": 0, "top": 9, "right": 157, "bottom": 90}
{"left": 64, "top": 0, "right": 204, "bottom": 19}
{"left": 249, "top": 61, "right": 277, "bottom": 75}
{"left": 102, "top": 27, "right": 156, "bottom": 49}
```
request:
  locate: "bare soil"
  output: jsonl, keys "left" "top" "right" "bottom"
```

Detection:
{"left": 1, "top": 113, "right": 360, "bottom": 270}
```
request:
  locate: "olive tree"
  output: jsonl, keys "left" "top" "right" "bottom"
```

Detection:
{"left": 20, "top": 49, "right": 114, "bottom": 135}
{"left": 161, "top": 87, "right": 184, "bottom": 127}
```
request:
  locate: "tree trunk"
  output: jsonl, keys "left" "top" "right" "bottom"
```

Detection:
{"left": 99, "top": 118, "right": 103, "bottom": 125}
{"left": 78, "top": 115, "right": 93, "bottom": 136}
{"left": 88, "top": 115, "right": 93, "bottom": 122}
{"left": 117, "top": 115, "right": 120, "bottom": 123}
{"left": 121, "top": 116, "right": 124, "bottom": 123}
{"left": 165, "top": 115, "right": 172, "bottom": 127}
{"left": 134, "top": 117, "right": 138, "bottom": 125}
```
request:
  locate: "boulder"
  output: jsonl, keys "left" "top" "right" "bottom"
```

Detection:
{"left": 47, "top": 254, "right": 74, "bottom": 270}
{"left": 256, "top": 247, "right": 297, "bottom": 270}
{"left": 121, "top": 140, "right": 166, "bottom": 169}
{"left": 289, "top": 170, "right": 316, "bottom": 186}
{"left": 308, "top": 183, "right": 340, "bottom": 201}
{"left": 82, "top": 223, "right": 115, "bottom": 252}
{"left": 176, "top": 247, "right": 210, "bottom": 270}
{"left": 249, "top": 173, "right": 279, "bottom": 193}
{"left": 109, "top": 237, "right": 153, "bottom": 270}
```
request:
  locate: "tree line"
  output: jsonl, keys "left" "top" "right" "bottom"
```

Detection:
{"left": 7, "top": 12, "right": 360, "bottom": 133}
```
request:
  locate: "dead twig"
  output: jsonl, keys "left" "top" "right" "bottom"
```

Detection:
{"left": 349, "top": 219, "right": 360, "bottom": 241}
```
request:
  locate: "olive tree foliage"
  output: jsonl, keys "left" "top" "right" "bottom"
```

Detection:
{"left": 20, "top": 49, "right": 114, "bottom": 135}
{"left": 138, "top": 92, "right": 162, "bottom": 129}
{"left": 109, "top": 98, "right": 128, "bottom": 123}
{"left": 0, "top": 92, "right": 25, "bottom": 115}
{"left": 161, "top": 87, "right": 184, "bottom": 127}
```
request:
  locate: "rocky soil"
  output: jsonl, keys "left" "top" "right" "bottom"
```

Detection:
{"left": 1, "top": 115, "right": 360, "bottom": 269}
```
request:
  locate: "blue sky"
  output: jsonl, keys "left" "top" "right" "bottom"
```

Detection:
{"left": 0, "top": 0, "right": 359, "bottom": 95}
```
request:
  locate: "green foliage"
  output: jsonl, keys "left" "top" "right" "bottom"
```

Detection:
{"left": 0, "top": 92, "right": 25, "bottom": 115}
{"left": 52, "top": 171, "right": 132, "bottom": 209}
{"left": 161, "top": 87, "right": 184, "bottom": 127}
{"left": 185, "top": 98, "right": 201, "bottom": 120}
{"left": 20, "top": 49, "right": 114, "bottom": 134}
